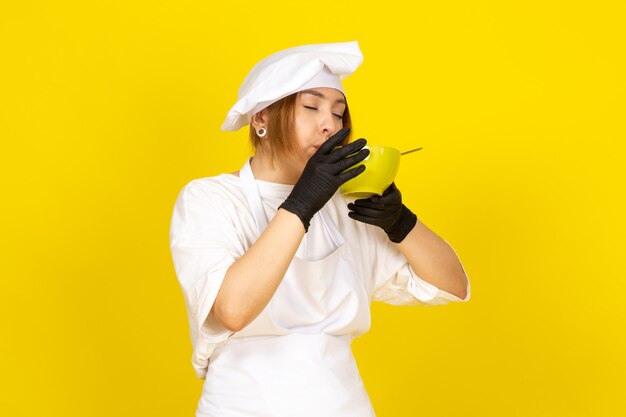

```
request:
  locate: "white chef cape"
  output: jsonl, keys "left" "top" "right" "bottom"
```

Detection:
{"left": 169, "top": 163, "right": 471, "bottom": 416}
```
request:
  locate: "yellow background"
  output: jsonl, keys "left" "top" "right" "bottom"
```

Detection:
{"left": 1, "top": 1, "right": 624, "bottom": 416}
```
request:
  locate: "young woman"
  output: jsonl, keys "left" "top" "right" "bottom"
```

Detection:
{"left": 169, "top": 41, "right": 471, "bottom": 417}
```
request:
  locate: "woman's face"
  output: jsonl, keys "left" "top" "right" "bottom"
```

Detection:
{"left": 291, "top": 87, "right": 347, "bottom": 169}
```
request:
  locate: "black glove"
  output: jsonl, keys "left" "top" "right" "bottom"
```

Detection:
{"left": 347, "top": 182, "right": 418, "bottom": 243}
{"left": 279, "top": 127, "right": 369, "bottom": 231}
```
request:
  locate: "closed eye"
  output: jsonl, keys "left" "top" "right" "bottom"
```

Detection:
{"left": 304, "top": 106, "right": 343, "bottom": 119}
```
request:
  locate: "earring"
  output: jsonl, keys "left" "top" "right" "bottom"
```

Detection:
{"left": 256, "top": 127, "right": 267, "bottom": 137}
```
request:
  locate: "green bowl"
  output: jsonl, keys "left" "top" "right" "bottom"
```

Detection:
{"left": 339, "top": 145, "right": 401, "bottom": 198}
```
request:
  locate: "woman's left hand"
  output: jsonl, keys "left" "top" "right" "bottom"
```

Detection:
{"left": 347, "top": 182, "right": 418, "bottom": 243}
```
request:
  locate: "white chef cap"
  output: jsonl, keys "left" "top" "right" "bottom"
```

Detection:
{"left": 221, "top": 41, "right": 364, "bottom": 132}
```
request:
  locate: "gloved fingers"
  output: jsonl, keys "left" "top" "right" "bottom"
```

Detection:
{"left": 316, "top": 127, "right": 351, "bottom": 155}
{"left": 327, "top": 138, "right": 367, "bottom": 163}
{"left": 352, "top": 204, "right": 399, "bottom": 223}
{"left": 332, "top": 148, "right": 370, "bottom": 173}
{"left": 373, "top": 183, "right": 401, "bottom": 204}
{"left": 350, "top": 199, "right": 388, "bottom": 210}
{"left": 347, "top": 211, "right": 377, "bottom": 225}
{"left": 336, "top": 164, "right": 366, "bottom": 184}
{"left": 347, "top": 204, "right": 386, "bottom": 218}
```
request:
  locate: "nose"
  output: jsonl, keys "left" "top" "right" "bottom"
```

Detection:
{"left": 320, "top": 111, "right": 339, "bottom": 139}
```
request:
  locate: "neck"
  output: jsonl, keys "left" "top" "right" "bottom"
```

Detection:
{"left": 249, "top": 149, "right": 302, "bottom": 185}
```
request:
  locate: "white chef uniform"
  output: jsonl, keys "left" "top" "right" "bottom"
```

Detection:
{"left": 169, "top": 158, "right": 471, "bottom": 417}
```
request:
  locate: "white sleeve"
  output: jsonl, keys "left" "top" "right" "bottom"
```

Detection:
{"left": 169, "top": 181, "right": 241, "bottom": 377}
{"left": 370, "top": 226, "right": 471, "bottom": 306}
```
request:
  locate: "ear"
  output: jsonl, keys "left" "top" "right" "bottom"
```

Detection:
{"left": 250, "top": 108, "right": 269, "bottom": 130}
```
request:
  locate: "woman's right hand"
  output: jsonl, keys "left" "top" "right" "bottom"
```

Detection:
{"left": 279, "top": 127, "right": 369, "bottom": 231}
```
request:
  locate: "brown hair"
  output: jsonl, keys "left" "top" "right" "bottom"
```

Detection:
{"left": 249, "top": 92, "right": 353, "bottom": 168}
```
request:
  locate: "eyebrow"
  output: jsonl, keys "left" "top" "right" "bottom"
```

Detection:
{"left": 300, "top": 89, "right": 346, "bottom": 105}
